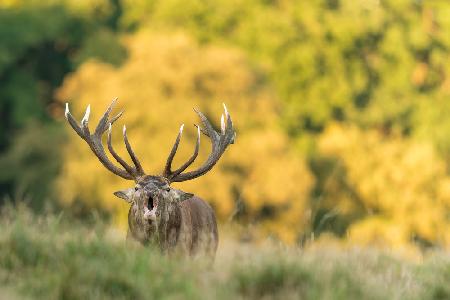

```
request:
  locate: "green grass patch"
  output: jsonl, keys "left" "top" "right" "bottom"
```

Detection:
{"left": 0, "top": 205, "right": 449, "bottom": 300}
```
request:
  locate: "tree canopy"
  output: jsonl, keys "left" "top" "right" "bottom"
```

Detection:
{"left": 2, "top": 0, "right": 450, "bottom": 249}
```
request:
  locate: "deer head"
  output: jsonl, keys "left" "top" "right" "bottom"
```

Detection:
{"left": 64, "top": 99, "right": 235, "bottom": 246}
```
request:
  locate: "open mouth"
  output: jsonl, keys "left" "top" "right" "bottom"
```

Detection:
{"left": 144, "top": 195, "right": 158, "bottom": 221}
{"left": 147, "top": 195, "right": 155, "bottom": 210}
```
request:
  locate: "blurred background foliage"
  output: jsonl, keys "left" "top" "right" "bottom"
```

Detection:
{"left": 1, "top": 0, "right": 450, "bottom": 251}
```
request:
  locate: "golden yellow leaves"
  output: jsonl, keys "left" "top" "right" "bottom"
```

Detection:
{"left": 55, "top": 27, "right": 450, "bottom": 248}
{"left": 318, "top": 123, "right": 450, "bottom": 248}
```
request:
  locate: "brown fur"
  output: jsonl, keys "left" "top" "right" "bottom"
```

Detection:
{"left": 122, "top": 176, "right": 218, "bottom": 259}
{"left": 178, "top": 196, "right": 218, "bottom": 258}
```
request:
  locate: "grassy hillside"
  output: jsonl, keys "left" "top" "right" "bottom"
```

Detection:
{"left": 0, "top": 206, "right": 449, "bottom": 300}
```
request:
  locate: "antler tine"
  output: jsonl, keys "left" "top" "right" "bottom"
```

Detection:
{"left": 167, "top": 104, "right": 235, "bottom": 183}
{"left": 223, "top": 103, "right": 236, "bottom": 144}
{"left": 123, "top": 125, "right": 145, "bottom": 176}
{"left": 94, "top": 98, "right": 119, "bottom": 136}
{"left": 163, "top": 124, "right": 184, "bottom": 178}
{"left": 168, "top": 125, "right": 201, "bottom": 179}
{"left": 194, "top": 123, "right": 209, "bottom": 137}
{"left": 80, "top": 104, "right": 91, "bottom": 135}
{"left": 107, "top": 124, "right": 136, "bottom": 176}
{"left": 220, "top": 114, "right": 225, "bottom": 135}
{"left": 65, "top": 100, "right": 146, "bottom": 181}
{"left": 195, "top": 108, "right": 220, "bottom": 142}
{"left": 65, "top": 103, "right": 84, "bottom": 138}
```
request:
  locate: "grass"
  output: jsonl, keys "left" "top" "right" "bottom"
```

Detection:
{"left": 0, "top": 205, "right": 449, "bottom": 300}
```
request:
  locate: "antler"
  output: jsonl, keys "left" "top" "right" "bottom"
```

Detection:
{"left": 163, "top": 103, "right": 235, "bottom": 182}
{"left": 65, "top": 99, "right": 145, "bottom": 181}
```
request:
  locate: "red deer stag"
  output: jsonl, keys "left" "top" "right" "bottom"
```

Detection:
{"left": 65, "top": 100, "right": 235, "bottom": 259}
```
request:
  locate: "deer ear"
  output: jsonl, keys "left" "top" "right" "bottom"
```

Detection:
{"left": 113, "top": 188, "right": 134, "bottom": 203}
